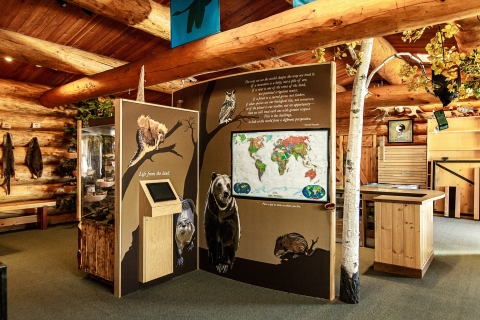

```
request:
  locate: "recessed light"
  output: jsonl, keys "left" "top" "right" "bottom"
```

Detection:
{"left": 5, "top": 57, "right": 12, "bottom": 62}
{"left": 36, "top": 65, "right": 42, "bottom": 68}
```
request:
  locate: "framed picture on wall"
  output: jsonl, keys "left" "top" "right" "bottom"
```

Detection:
{"left": 231, "top": 129, "right": 330, "bottom": 203}
{"left": 388, "top": 119, "right": 413, "bottom": 143}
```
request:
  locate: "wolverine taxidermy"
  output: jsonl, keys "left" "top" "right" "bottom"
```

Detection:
{"left": 128, "top": 115, "right": 168, "bottom": 168}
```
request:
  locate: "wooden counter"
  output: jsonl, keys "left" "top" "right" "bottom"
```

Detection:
{"left": 361, "top": 187, "right": 444, "bottom": 278}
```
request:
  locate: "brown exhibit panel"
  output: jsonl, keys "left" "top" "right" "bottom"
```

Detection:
{"left": 370, "top": 188, "right": 444, "bottom": 278}
{"left": 174, "top": 63, "right": 337, "bottom": 300}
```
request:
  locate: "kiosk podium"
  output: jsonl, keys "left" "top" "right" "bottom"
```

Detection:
{"left": 138, "top": 180, "right": 182, "bottom": 283}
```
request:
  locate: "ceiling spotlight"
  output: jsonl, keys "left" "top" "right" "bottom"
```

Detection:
{"left": 5, "top": 57, "right": 12, "bottom": 62}
{"left": 55, "top": 0, "right": 67, "bottom": 8}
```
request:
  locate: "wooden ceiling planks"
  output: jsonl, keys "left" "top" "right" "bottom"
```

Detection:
{"left": 15, "top": 0, "right": 57, "bottom": 36}
{"left": 3, "top": 0, "right": 37, "bottom": 31}
{"left": 1, "top": 0, "right": 22, "bottom": 29}
{"left": 0, "top": 0, "right": 476, "bottom": 107}
{"left": 87, "top": 23, "right": 133, "bottom": 55}
{"left": 220, "top": 0, "right": 290, "bottom": 30}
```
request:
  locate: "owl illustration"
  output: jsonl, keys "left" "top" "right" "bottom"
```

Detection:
{"left": 218, "top": 90, "right": 236, "bottom": 125}
{"left": 128, "top": 115, "right": 168, "bottom": 168}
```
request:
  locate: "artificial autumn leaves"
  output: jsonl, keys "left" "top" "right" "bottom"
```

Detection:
{"left": 312, "top": 23, "right": 480, "bottom": 102}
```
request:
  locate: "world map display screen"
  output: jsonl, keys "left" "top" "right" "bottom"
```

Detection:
{"left": 231, "top": 129, "right": 329, "bottom": 202}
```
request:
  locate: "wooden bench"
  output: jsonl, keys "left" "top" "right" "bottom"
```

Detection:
{"left": 0, "top": 199, "right": 57, "bottom": 230}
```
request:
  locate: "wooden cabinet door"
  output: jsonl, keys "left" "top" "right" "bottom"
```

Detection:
{"left": 337, "top": 134, "right": 377, "bottom": 188}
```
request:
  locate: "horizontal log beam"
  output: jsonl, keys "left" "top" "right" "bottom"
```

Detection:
{"left": 336, "top": 120, "right": 428, "bottom": 136}
{"left": 1, "top": 77, "right": 51, "bottom": 100}
{"left": 0, "top": 79, "right": 77, "bottom": 116}
{"left": 0, "top": 29, "right": 304, "bottom": 95}
{"left": 0, "top": 165, "right": 71, "bottom": 185}
{"left": 0, "top": 147, "right": 66, "bottom": 165}
{"left": 0, "top": 29, "right": 188, "bottom": 94}
{"left": 0, "top": 115, "right": 75, "bottom": 131}
{"left": 65, "top": 0, "right": 170, "bottom": 40}
{"left": 371, "top": 37, "right": 407, "bottom": 85}
{"left": 0, "top": 182, "right": 67, "bottom": 203}
{"left": 0, "top": 97, "right": 76, "bottom": 117}
{"left": 454, "top": 17, "right": 480, "bottom": 54}
{"left": 0, "top": 130, "right": 68, "bottom": 148}
{"left": 39, "top": 0, "right": 480, "bottom": 107}
{"left": 336, "top": 85, "right": 480, "bottom": 118}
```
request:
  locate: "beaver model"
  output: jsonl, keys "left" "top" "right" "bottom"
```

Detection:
{"left": 274, "top": 232, "right": 319, "bottom": 260}
{"left": 204, "top": 172, "right": 240, "bottom": 273}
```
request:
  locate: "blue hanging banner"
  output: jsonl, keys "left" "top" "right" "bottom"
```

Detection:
{"left": 171, "top": 0, "right": 220, "bottom": 48}
{"left": 293, "top": 0, "right": 316, "bottom": 8}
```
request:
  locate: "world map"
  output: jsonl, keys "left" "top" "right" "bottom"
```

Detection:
{"left": 232, "top": 130, "right": 329, "bottom": 202}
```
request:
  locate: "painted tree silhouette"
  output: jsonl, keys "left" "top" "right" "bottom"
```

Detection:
{"left": 198, "top": 81, "right": 258, "bottom": 172}
{"left": 121, "top": 121, "right": 183, "bottom": 199}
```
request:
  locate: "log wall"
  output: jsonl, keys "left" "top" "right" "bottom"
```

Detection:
{"left": 0, "top": 79, "right": 77, "bottom": 231}
{"left": 336, "top": 107, "right": 431, "bottom": 188}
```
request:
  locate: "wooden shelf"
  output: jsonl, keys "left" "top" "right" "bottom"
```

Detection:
{"left": 430, "top": 129, "right": 480, "bottom": 134}
{"left": 429, "top": 148, "right": 480, "bottom": 151}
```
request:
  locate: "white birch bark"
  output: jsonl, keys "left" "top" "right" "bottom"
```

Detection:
{"left": 340, "top": 38, "right": 374, "bottom": 302}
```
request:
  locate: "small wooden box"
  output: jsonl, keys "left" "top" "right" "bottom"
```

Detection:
{"left": 78, "top": 219, "right": 115, "bottom": 283}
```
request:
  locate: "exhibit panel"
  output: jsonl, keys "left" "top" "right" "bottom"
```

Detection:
{"left": 173, "top": 63, "right": 337, "bottom": 299}
{"left": 115, "top": 99, "right": 199, "bottom": 297}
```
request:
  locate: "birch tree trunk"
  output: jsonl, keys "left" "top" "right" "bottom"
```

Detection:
{"left": 339, "top": 38, "right": 374, "bottom": 304}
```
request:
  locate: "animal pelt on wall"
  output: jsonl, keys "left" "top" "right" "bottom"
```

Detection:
{"left": 26, "top": 137, "right": 43, "bottom": 179}
{"left": 128, "top": 115, "right": 168, "bottom": 168}
{"left": 2, "top": 132, "right": 15, "bottom": 195}
{"left": 204, "top": 172, "right": 241, "bottom": 273}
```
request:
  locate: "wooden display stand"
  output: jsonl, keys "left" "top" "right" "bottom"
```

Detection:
{"left": 372, "top": 190, "right": 444, "bottom": 278}
{"left": 138, "top": 180, "right": 182, "bottom": 283}
{"left": 78, "top": 219, "right": 114, "bottom": 283}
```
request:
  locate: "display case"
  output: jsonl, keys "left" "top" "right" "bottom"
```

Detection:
{"left": 77, "top": 117, "right": 116, "bottom": 283}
